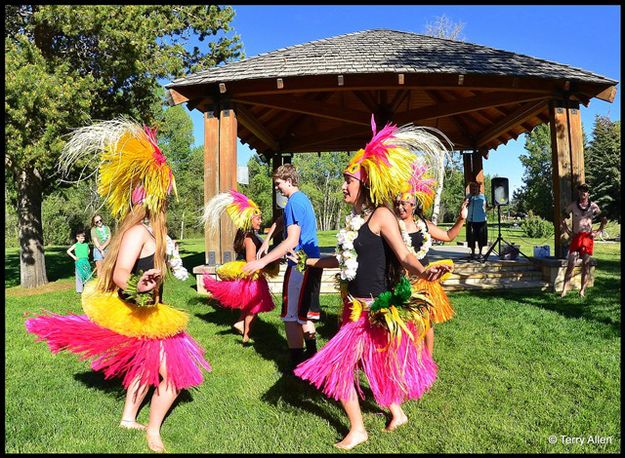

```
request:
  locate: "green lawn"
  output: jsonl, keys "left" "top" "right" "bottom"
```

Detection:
{"left": 5, "top": 239, "right": 621, "bottom": 453}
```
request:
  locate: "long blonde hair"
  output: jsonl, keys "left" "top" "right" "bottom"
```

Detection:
{"left": 97, "top": 204, "right": 168, "bottom": 292}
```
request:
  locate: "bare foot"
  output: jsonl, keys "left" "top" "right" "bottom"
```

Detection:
{"left": 560, "top": 287, "right": 569, "bottom": 298}
{"left": 119, "top": 419, "right": 147, "bottom": 431}
{"left": 232, "top": 321, "right": 244, "bottom": 335}
{"left": 334, "top": 430, "right": 368, "bottom": 450}
{"left": 384, "top": 413, "right": 408, "bottom": 432}
{"left": 579, "top": 289, "right": 586, "bottom": 297}
{"left": 146, "top": 429, "right": 166, "bottom": 453}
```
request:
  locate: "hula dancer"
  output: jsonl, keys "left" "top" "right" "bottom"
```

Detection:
{"left": 201, "top": 190, "right": 278, "bottom": 345}
{"left": 25, "top": 119, "right": 211, "bottom": 453}
{"left": 394, "top": 157, "right": 468, "bottom": 355}
{"left": 290, "top": 116, "right": 453, "bottom": 449}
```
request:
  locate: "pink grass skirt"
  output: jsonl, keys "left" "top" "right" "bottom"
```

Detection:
{"left": 25, "top": 312, "right": 211, "bottom": 390}
{"left": 203, "top": 275, "right": 275, "bottom": 314}
{"left": 294, "top": 298, "right": 437, "bottom": 407}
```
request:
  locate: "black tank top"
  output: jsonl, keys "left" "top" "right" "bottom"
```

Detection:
{"left": 348, "top": 217, "right": 394, "bottom": 298}
{"left": 133, "top": 253, "right": 154, "bottom": 273}
{"left": 409, "top": 216, "right": 430, "bottom": 266}
{"left": 235, "top": 234, "right": 263, "bottom": 261}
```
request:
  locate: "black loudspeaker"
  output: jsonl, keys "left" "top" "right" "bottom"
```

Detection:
{"left": 491, "top": 177, "right": 509, "bottom": 206}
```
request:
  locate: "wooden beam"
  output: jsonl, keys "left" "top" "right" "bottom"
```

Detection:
{"left": 218, "top": 108, "right": 238, "bottom": 264}
{"left": 234, "top": 103, "right": 280, "bottom": 151}
{"left": 549, "top": 102, "right": 573, "bottom": 258}
{"left": 425, "top": 89, "right": 475, "bottom": 147}
{"left": 395, "top": 91, "right": 550, "bottom": 125}
{"left": 281, "top": 124, "right": 367, "bottom": 150}
{"left": 594, "top": 85, "right": 617, "bottom": 103}
{"left": 475, "top": 100, "right": 547, "bottom": 146}
{"left": 352, "top": 90, "right": 378, "bottom": 112}
{"left": 567, "top": 106, "right": 585, "bottom": 187}
{"left": 204, "top": 112, "right": 220, "bottom": 266}
{"left": 168, "top": 88, "right": 190, "bottom": 105}
{"left": 231, "top": 95, "right": 370, "bottom": 126}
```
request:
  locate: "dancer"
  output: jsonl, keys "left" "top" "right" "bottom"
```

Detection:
{"left": 560, "top": 183, "right": 606, "bottom": 297}
{"left": 66, "top": 229, "right": 93, "bottom": 293}
{"left": 25, "top": 119, "right": 211, "bottom": 453}
{"left": 289, "top": 116, "right": 453, "bottom": 449}
{"left": 201, "top": 190, "right": 278, "bottom": 344}
{"left": 243, "top": 164, "right": 322, "bottom": 371}
{"left": 394, "top": 159, "right": 468, "bottom": 355}
{"left": 90, "top": 214, "right": 112, "bottom": 277}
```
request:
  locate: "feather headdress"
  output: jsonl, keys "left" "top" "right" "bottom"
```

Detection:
{"left": 344, "top": 115, "right": 452, "bottom": 206}
{"left": 202, "top": 189, "right": 261, "bottom": 234}
{"left": 58, "top": 118, "right": 176, "bottom": 221}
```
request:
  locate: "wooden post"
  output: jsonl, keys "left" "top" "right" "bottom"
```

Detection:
{"left": 219, "top": 107, "right": 238, "bottom": 264}
{"left": 271, "top": 152, "right": 282, "bottom": 223}
{"left": 472, "top": 150, "right": 485, "bottom": 193}
{"left": 549, "top": 101, "right": 574, "bottom": 258}
{"left": 462, "top": 151, "right": 473, "bottom": 193}
{"left": 567, "top": 104, "right": 585, "bottom": 187}
{"left": 204, "top": 111, "right": 220, "bottom": 265}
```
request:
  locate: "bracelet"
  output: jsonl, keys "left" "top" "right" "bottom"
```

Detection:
{"left": 296, "top": 250, "right": 308, "bottom": 273}
{"left": 120, "top": 272, "right": 156, "bottom": 307}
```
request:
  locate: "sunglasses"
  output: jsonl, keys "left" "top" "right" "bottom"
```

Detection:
{"left": 394, "top": 201, "right": 414, "bottom": 207}
{"left": 95, "top": 220, "right": 103, "bottom": 224}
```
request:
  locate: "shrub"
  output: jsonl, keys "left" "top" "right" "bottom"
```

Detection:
{"left": 521, "top": 212, "right": 554, "bottom": 238}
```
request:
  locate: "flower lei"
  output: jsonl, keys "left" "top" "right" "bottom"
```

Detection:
{"left": 398, "top": 218, "right": 431, "bottom": 260}
{"left": 335, "top": 209, "right": 371, "bottom": 281}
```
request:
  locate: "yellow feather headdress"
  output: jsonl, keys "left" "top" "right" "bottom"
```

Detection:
{"left": 344, "top": 115, "right": 452, "bottom": 206}
{"left": 58, "top": 118, "right": 177, "bottom": 220}
{"left": 202, "top": 189, "right": 261, "bottom": 234}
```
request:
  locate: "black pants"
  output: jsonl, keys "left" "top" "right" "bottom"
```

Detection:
{"left": 467, "top": 221, "right": 488, "bottom": 251}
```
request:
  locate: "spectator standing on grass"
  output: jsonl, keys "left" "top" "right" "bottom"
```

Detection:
{"left": 66, "top": 229, "right": 92, "bottom": 293}
{"left": 90, "top": 214, "right": 112, "bottom": 277}
{"left": 465, "top": 181, "right": 489, "bottom": 261}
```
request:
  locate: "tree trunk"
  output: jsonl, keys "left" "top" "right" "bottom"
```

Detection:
{"left": 430, "top": 160, "right": 446, "bottom": 224}
{"left": 17, "top": 166, "right": 48, "bottom": 288}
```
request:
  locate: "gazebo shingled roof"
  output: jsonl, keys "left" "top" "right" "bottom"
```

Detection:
{"left": 165, "top": 28, "right": 618, "bottom": 264}
{"left": 166, "top": 29, "right": 617, "bottom": 156}
{"left": 169, "top": 29, "right": 616, "bottom": 87}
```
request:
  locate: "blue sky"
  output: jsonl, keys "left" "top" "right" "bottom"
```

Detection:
{"left": 170, "top": 5, "right": 620, "bottom": 197}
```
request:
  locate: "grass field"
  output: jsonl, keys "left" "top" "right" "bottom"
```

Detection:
{"left": 5, "top": 238, "right": 621, "bottom": 453}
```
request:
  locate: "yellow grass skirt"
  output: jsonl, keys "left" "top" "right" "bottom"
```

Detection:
{"left": 216, "top": 260, "right": 280, "bottom": 281}
{"left": 412, "top": 259, "right": 455, "bottom": 324}
{"left": 81, "top": 281, "right": 188, "bottom": 339}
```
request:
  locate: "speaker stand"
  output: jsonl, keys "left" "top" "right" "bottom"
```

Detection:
{"left": 482, "top": 205, "right": 531, "bottom": 262}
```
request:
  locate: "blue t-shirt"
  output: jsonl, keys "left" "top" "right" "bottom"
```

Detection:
{"left": 466, "top": 193, "right": 488, "bottom": 223}
{"left": 283, "top": 191, "right": 320, "bottom": 266}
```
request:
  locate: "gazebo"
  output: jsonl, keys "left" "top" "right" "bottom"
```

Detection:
{"left": 165, "top": 29, "right": 618, "bottom": 265}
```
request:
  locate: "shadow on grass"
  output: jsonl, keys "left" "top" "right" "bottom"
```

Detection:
{"left": 6, "top": 247, "right": 77, "bottom": 288}
{"left": 74, "top": 370, "right": 194, "bottom": 423}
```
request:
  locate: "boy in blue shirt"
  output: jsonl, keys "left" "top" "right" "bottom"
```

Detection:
{"left": 244, "top": 164, "right": 322, "bottom": 371}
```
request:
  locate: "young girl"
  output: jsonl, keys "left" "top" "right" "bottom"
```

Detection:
{"left": 393, "top": 159, "right": 468, "bottom": 355}
{"left": 25, "top": 119, "right": 211, "bottom": 453}
{"left": 90, "top": 214, "right": 111, "bottom": 277}
{"left": 67, "top": 229, "right": 92, "bottom": 293}
{"left": 202, "top": 190, "right": 278, "bottom": 344}
{"left": 286, "top": 117, "right": 453, "bottom": 450}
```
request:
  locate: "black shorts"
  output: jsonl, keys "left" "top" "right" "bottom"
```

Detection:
{"left": 467, "top": 221, "right": 488, "bottom": 248}
{"left": 281, "top": 265, "right": 322, "bottom": 323}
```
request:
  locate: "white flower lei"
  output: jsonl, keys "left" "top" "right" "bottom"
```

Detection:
{"left": 335, "top": 209, "right": 370, "bottom": 281}
{"left": 399, "top": 218, "right": 431, "bottom": 260}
